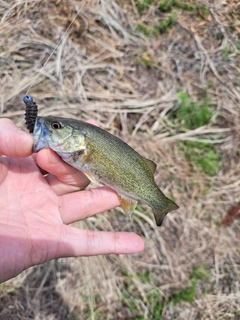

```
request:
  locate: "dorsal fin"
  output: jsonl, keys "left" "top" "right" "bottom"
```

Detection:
{"left": 142, "top": 157, "right": 157, "bottom": 174}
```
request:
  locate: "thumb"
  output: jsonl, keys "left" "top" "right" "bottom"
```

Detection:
{"left": 0, "top": 119, "right": 33, "bottom": 158}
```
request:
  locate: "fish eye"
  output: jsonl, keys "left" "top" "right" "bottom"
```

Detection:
{"left": 51, "top": 121, "right": 63, "bottom": 129}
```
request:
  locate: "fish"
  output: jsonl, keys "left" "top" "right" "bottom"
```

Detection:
{"left": 33, "top": 116, "right": 179, "bottom": 226}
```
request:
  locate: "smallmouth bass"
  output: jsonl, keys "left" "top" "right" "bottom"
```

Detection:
{"left": 33, "top": 116, "right": 179, "bottom": 226}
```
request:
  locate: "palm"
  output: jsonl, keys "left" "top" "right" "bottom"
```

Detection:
{"left": 0, "top": 119, "right": 144, "bottom": 283}
{"left": 0, "top": 157, "right": 61, "bottom": 270}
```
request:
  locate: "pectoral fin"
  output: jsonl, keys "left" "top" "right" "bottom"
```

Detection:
{"left": 83, "top": 172, "right": 96, "bottom": 183}
{"left": 82, "top": 149, "right": 94, "bottom": 164}
{"left": 118, "top": 194, "right": 138, "bottom": 214}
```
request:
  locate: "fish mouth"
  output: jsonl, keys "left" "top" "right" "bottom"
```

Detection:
{"left": 32, "top": 117, "right": 51, "bottom": 152}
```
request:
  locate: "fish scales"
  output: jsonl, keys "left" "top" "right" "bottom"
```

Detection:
{"left": 33, "top": 116, "right": 179, "bottom": 226}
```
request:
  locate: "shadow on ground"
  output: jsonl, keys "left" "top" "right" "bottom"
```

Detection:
{"left": 0, "top": 261, "right": 77, "bottom": 320}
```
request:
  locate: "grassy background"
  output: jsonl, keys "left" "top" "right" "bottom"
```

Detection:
{"left": 0, "top": 0, "right": 240, "bottom": 319}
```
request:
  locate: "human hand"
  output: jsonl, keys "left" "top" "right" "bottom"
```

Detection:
{"left": 0, "top": 119, "right": 144, "bottom": 283}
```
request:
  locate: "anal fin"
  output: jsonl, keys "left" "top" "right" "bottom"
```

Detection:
{"left": 118, "top": 194, "right": 138, "bottom": 216}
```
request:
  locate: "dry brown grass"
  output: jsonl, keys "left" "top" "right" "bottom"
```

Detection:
{"left": 0, "top": 0, "right": 240, "bottom": 319}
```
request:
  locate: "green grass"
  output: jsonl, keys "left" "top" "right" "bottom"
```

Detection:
{"left": 159, "top": 11, "right": 177, "bottom": 32}
{"left": 136, "top": 0, "right": 211, "bottom": 18}
{"left": 192, "top": 264, "right": 211, "bottom": 281}
{"left": 180, "top": 141, "right": 221, "bottom": 176}
{"left": 137, "top": 0, "right": 155, "bottom": 15}
{"left": 135, "top": 0, "right": 211, "bottom": 40}
{"left": 121, "top": 265, "right": 211, "bottom": 318}
{"left": 135, "top": 51, "right": 158, "bottom": 67}
{"left": 158, "top": 0, "right": 179, "bottom": 12}
{"left": 159, "top": 0, "right": 211, "bottom": 20}
{"left": 121, "top": 270, "right": 164, "bottom": 319}
{"left": 137, "top": 0, "right": 195, "bottom": 15}
{"left": 146, "top": 291, "right": 164, "bottom": 320}
{"left": 168, "top": 264, "right": 211, "bottom": 305}
{"left": 223, "top": 43, "right": 240, "bottom": 62}
{"left": 136, "top": 11, "right": 177, "bottom": 37}
{"left": 158, "top": 0, "right": 195, "bottom": 12}
{"left": 175, "top": 91, "right": 214, "bottom": 130}
{"left": 137, "top": 272, "right": 150, "bottom": 283}
{"left": 122, "top": 290, "right": 148, "bottom": 319}
{"left": 172, "top": 91, "right": 221, "bottom": 176}
{"left": 136, "top": 0, "right": 211, "bottom": 38}
{"left": 136, "top": 24, "right": 160, "bottom": 38}
{"left": 170, "top": 278, "right": 198, "bottom": 304}
{"left": 124, "top": 265, "right": 211, "bottom": 319}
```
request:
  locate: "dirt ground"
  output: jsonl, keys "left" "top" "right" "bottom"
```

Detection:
{"left": 0, "top": 0, "right": 240, "bottom": 319}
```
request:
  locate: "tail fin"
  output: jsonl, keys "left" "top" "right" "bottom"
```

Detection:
{"left": 153, "top": 199, "right": 179, "bottom": 226}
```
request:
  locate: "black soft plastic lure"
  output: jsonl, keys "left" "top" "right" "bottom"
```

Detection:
{"left": 23, "top": 95, "right": 38, "bottom": 133}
